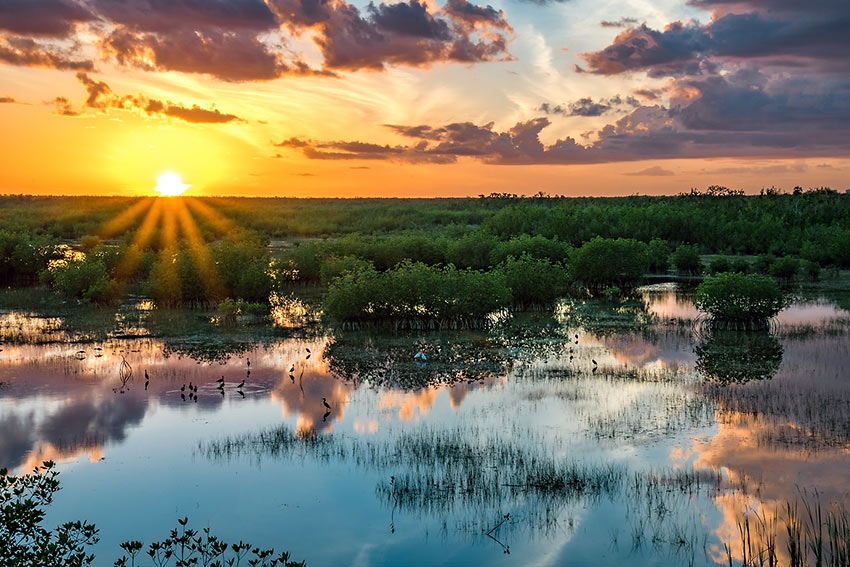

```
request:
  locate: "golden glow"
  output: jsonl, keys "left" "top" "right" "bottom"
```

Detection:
{"left": 154, "top": 172, "right": 190, "bottom": 196}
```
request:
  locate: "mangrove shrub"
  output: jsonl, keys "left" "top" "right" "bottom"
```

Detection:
{"left": 497, "top": 253, "right": 569, "bottom": 309}
{"left": 695, "top": 272, "right": 785, "bottom": 325}
{"left": 671, "top": 244, "right": 701, "bottom": 274}
{"left": 569, "top": 237, "right": 649, "bottom": 292}
{"left": 324, "top": 261, "right": 510, "bottom": 329}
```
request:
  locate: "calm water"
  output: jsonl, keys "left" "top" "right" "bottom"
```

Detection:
{"left": 1, "top": 284, "right": 849, "bottom": 566}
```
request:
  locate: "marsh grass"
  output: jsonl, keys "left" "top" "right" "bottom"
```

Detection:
{"left": 721, "top": 493, "right": 850, "bottom": 567}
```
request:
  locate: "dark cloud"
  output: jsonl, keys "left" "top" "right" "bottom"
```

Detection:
{"left": 68, "top": 72, "right": 242, "bottom": 123}
{"left": 76, "top": 71, "right": 111, "bottom": 107}
{"left": 369, "top": 1, "right": 452, "bottom": 39}
{"left": 156, "top": 103, "right": 240, "bottom": 123}
{"left": 101, "top": 27, "right": 312, "bottom": 82}
{"left": 538, "top": 95, "right": 640, "bottom": 117}
{"left": 0, "top": 96, "right": 15, "bottom": 103}
{"left": 625, "top": 166, "right": 675, "bottom": 176}
{"left": 0, "top": 0, "right": 95, "bottom": 37}
{"left": 600, "top": 17, "right": 638, "bottom": 28}
{"left": 0, "top": 0, "right": 513, "bottom": 78}
{"left": 52, "top": 95, "right": 79, "bottom": 116}
{"left": 582, "top": 3, "right": 850, "bottom": 77}
{"left": 89, "top": 0, "right": 279, "bottom": 32}
{"left": 0, "top": 35, "right": 93, "bottom": 70}
{"left": 312, "top": 0, "right": 512, "bottom": 71}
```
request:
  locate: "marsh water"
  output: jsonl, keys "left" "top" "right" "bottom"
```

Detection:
{"left": 2, "top": 284, "right": 850, "bottom": 566}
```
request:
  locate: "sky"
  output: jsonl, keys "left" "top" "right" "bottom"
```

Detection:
{"left": 0, "top": 0, "right": 848, "bottom": 197}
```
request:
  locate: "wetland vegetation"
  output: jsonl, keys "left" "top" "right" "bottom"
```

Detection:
{"left": 1, "top": 192, "right": 850, "bottom": 566}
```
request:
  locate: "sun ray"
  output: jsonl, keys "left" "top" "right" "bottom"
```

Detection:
{"left": 113, "top": 198, "right": 163, "bottom": 281}
{"left": 161, "top": 198, "right": 179, "bottom": 251}
{"left": 184, "top": 197, "right": 242, "bottom": 237}
{"left": 97, "top": 197, "right": 155, "bottom": 240}
{"left": 174, "top": 198, "right": 226, "bottom": 300}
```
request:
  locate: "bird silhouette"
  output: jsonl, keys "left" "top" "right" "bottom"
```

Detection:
{"left": 189, "top": 382, "right": 194, "bottom": 391}
{"left": 180, "top": 384, "right": 186, "bottom": 392}
{"left": 306, "top": 348, "right": 311, "bottom": 354}
{"left": 144, "top": 369, "right": 149, "bottom": 380}
{"left": 592, "top": 359, "right": 598, "bottom": 366}
{"left": 322, "top": 397, "right": 331, "bottom": 411}
{"left": 217, "top": 376, "right": 225, "bottom": 384}
{"left": 289, "top": 364, "right": 295, "bottom": 373}
{"left": 236, "top": 379, "right": 245, "bottom": 389}
{"left": 246, "top": 358, "right": 250, "bottom": 368}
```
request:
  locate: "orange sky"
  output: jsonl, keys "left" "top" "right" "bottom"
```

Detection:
{"left": 1, "top": 0, "right": 848, "bottom": 197}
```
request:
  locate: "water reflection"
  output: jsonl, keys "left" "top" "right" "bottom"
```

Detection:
{"left": 0, "top": 286, "right": 849, "bottom": 566}
{"left": 694, "top": 328, "right": 784, "bottom": 384}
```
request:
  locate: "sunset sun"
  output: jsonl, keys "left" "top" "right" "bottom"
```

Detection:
{"left": 154, "top": 172, "right": 190, "bottom": 196}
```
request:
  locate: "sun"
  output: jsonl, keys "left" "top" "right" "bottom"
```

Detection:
{"left": 154, "top": 172, "right": 190, "bottom": 196}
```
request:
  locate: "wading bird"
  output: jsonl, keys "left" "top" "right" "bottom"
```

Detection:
{"left": 236, "top": 379, "right": 245, "bottom": 389}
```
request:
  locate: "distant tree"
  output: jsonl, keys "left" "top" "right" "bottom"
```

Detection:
{"left": 802, "top": 260, "right": 821, "bottom": 281}
{"left": 730, "top": 257, "right": 750, "bottom": 273}
{"left": 671, "top": 244, "right": 701, "bottom": 274}
{"left": 319, "top": 255, "right": 373, "bottom": 286}
{"left": 445, "top": 231, "right": 499, "bottom": 270}
{"left": 498, "top": 253, "right": 569, "bottom": 308}
{"left": 708, "top": 256, "right": 731, "bottom": 274}
{"left": 569, "top": 237, "right": 649, "bottom": 292}
{"left": 752, "top": 254, "right": 776, "bottom": 274}
{"left": 768, "top": 255, "right": 800, "bottom": 282}
{"left": 646, "top": 238, "right": 670, "bottom": 273}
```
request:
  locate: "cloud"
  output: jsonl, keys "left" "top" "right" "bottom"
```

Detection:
{"left": 279, "top": 70, "right": 850, "bottom": 165}
{"left": 538, "top": 95, "right": 640, "bottom": 117}
{"left": 309, "top": 0, "right": 513, "bottom": 71}
{"left": 0, "top": 0, "right": 95, "bottom": 37}
{"left": 68, "top": 72, "right": 242, "bottom": 123}
{"left": 0, "top": 35, "right": 93, "bottom": 70}
{"left": 0, "top": 0, "right": 515, "bottom": 79}
{"left": 0, "top": 96, "right": 15, "bottom": 103}
{"left": 150, "top": 102, "right": 241, "bottom": 123}
{"left": 582, "top": 2, "right": 850, "bottom": 77}
{"left": 625, "top": 166, "right": 675, "bottom": 176}
{"left": 600, "top": 17, "right": 638, "bottom": 28}
{"left": 52, "top": 95, "right": 79, "bottom": 116}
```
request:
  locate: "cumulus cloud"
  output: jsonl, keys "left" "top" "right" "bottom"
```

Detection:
{"left": 582, "top": 1, "right": 850, "bottom": 76}
{"left": 0, "top": 0, "right": 514, "bottom": 79}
